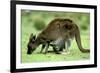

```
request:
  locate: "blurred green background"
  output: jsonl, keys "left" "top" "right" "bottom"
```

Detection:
{"left": 21, "top": 10, "right": 90, "bottom": 63}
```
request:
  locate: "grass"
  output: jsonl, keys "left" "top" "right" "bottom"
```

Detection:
{"left": 21, "top": 35, "right": 90, "bottom": 63}
{"left": 21, "top": 10, "right": 90, "bottom": 63}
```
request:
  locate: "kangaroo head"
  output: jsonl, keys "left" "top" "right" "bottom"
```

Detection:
{"left": 27, "top": 33, "right": 36, "bottom": 54}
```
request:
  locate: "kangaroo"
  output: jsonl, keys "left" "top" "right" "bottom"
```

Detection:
{"left": 27, "top": 18, "right": 90, "bottom": 54}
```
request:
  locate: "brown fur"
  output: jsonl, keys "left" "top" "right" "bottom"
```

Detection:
{"left": 27, "top": 18, "right": 90, "bottom": 54}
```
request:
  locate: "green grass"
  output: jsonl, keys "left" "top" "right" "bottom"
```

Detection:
{"left": 21, "top": 10, "right": 90, "bottom": 63}
{"left": 21, "top": 35, "right": 90, "bottom": 63}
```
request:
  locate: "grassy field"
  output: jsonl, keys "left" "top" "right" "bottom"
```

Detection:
{"left": 21, "top": 10, "right": 90, "bottom": 63}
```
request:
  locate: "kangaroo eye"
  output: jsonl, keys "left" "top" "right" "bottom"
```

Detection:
{"left": 32, "top": 41, "right": 34, "bottom": 43}
{"left": 32, "top": 40, "right": 35, "bottom": 43}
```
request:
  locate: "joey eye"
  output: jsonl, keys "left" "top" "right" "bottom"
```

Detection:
{"left": 65, "top": 25, "right": 68, "bottom": 28}
{"left": 65, "top": 24, "right": 72, "bottom": 29}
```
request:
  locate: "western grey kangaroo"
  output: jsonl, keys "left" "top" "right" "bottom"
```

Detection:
{"left": 27, "top": 18, "right": 90, "bottom": 54}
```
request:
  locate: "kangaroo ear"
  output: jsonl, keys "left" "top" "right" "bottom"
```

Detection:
{"left": 33, "top": 35, "right": 36, "bottom": 40}
{"left": 29, "top": 33, "right": 33, "bottom": 40}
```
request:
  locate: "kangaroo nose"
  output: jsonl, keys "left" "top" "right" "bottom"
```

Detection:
{"left": 27, "top": 45, "right": 32, "bottom": 54}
